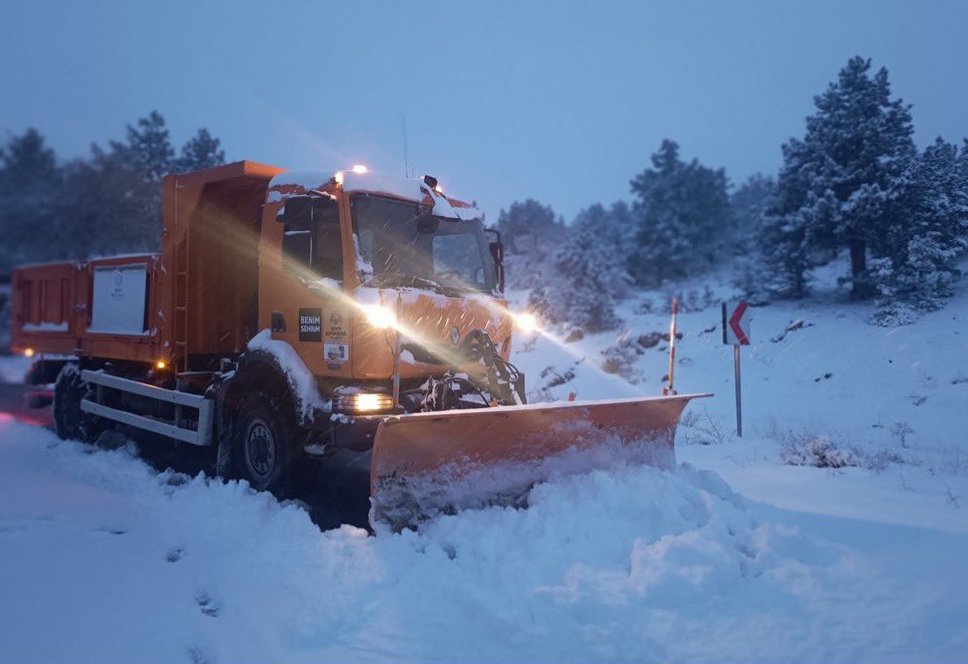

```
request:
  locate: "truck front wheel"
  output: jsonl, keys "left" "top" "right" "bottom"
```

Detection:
{"left": 230, "top": 390, "right": 297, "bottom": 492}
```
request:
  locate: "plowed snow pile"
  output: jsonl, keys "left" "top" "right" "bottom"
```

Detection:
{"left": 2, "top": 420, "right": 964, "bottom": 664}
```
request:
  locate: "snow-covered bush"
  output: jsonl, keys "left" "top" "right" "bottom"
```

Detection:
{"left": 600, "top": 337, "right": 642, "bottom": 382}
{"left": 779, "top": 434, "right": 861, "bottom": 469}
{"left": 776, "top": 429, "right": 906, "bottom": 470}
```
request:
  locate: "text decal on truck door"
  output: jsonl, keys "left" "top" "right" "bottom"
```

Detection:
{"left": 298, "top": 308, "right": 322, "bottom": 342}
{"left": 324, "top": 308, "right": 349, "bottom": 366}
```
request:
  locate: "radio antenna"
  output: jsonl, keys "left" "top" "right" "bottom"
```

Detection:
{"left": 401, "top": 114, "right": 410, "bottom": 178}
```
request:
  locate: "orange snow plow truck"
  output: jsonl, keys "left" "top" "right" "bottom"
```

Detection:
{"left": 11, "top": 161, "right": 708, "bottom": 528}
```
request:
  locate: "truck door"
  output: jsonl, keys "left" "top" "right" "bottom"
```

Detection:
{"left": 274, "top": 195, "right": 351, "bottom": 376}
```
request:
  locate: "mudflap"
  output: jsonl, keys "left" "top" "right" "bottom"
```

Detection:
{"left": 369, "top": 393, "right": 711, "bottom": 530}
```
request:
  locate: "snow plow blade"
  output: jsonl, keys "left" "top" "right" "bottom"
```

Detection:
{"left": 370, "top": 393, "right": 711, "bottom": 529}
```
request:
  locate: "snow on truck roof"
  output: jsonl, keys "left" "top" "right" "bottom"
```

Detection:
{"left": 267, "top": 169, "right": 482, "bottom": 221}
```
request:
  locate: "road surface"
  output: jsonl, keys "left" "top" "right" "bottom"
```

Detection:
{"left": 0, "top": 379, "right": 370, "bottom": 531}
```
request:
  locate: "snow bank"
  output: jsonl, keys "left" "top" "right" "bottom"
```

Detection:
{"left": 2, "top": 421, "right": 965, "bottom": 663}
{"left": 0, "top": 355, "right": 32, "bottom": 384}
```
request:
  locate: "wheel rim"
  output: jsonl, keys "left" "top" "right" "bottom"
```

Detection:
{"left": 244, "top": 418, "right": 276, "bottom": 482}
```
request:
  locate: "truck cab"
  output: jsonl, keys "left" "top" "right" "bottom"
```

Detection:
{"left": 257, "top": 168, "right": 513, "bottom": 405}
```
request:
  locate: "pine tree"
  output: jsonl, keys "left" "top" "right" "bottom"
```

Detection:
{"left": 0, "top": 129, "right": 62, "bottom": 272}
{"left": 176, "top": 128, "right": 226, "bottom": 173}
{"left": 629, "top": 140, "right": 732, "bottom": 286}
{"left": 769, "top": 56, "right": 916, "bottom": 300}
{"left": 525, "top": 203, "right": 633, "bottom": 332}
{"left": 870, "top": 137, "right": 968, "bottom": 319}
{"left": 495, "top": 199, "right": 566, "bottom": 289}
{"left": 551, "top": 209, "right": 632, "bottom": 332}
{"left": 110, "top": 110, "right": 174, "bottom": 182}
{"left": 731, "top": 174, "right": 775, "bottom": 255}
{"left": 759, "top": 138, "right": 830, "bottom": 297}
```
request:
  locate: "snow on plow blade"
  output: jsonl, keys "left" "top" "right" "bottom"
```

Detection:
{"left": 370, "top": 393, "right": 711, "bottom": 529}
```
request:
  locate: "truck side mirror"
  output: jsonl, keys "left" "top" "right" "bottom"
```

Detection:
{"left": 484, "top": 228, "right": 505, "bottom": 292}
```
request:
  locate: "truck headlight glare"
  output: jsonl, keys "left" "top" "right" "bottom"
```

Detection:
{"left": 363, "top": 304, "right": 396, "bottom": 329}
{"left": 514, "top": 312, "right": 538, "bottom": 333}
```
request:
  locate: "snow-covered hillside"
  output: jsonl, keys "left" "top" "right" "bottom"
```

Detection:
{"left": 511, "top": 263, "right": 968, "bottom": 533}
{"left": 1, "top": 264, "right": 966, "bottom": 663}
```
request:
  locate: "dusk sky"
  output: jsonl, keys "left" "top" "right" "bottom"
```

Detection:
{"left": 2, "top": 0, "right": 966, "bottom": 222}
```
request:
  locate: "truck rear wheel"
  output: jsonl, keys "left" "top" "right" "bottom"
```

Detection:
{"left": 230, "top": 390, "right": 297, "bottom": 492}
{"left": 53, "top": 364, "right": 104, "bottom": 443}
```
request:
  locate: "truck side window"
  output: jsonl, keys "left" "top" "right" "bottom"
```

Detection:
{"left": 281, "top": 196, "right": 343, "bottom": 282}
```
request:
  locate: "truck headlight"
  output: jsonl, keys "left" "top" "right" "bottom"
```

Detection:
{"left": 336, "top": 393, "right": 394, "bottom": 414}
{"left": 513, "top": 312, "right": 538, "bottom": 333}
{"left": 362, "top": 304, "right": 397, "bottom": 329}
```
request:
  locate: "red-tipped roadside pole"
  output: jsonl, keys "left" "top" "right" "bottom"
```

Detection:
{"left": 663, "top": 297, "right": 679, "bottom": 396}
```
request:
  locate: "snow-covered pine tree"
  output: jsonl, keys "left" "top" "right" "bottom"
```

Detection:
{"left": 731, "top": 174, "right": 775, "bottom": 255}
{"left": 176, "top": 128, "right": 226, "bottom": 173}
{"left": 545, "top": 204, "right": 632, "bottom": 332}
{"left": 769, "top": 56, "right": 916, "bottom": 300}
{"left": 628, "top": 140, "right": 731, "bottom": 287}
{"left": 495, "top": 199, "right": 566, "bottom": 289}
{"left": 759, "top": 138, "right": 831, "bottom": 298}
{"left": 870, "top": 138, "right": 968, "bottom": 321}
{"left": 959, "top": 139, "right": 968, "bottom": 240}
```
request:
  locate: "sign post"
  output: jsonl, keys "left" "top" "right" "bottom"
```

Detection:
{"left": 722, "top": 301, "right": 751, "bottom": 437}
{"left": 663, "top": 297, "right": 679, "bottom": 396}
{"left": 733, "top": 345, "right": 742, "bottom": 437}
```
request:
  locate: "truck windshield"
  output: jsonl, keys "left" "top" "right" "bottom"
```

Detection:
{"left": 351, "top": 194, "right": 496, "bottom": 293}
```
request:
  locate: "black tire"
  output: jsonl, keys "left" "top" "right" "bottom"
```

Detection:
{"left": 52, "top": 364, "right": 105, "bottom": 443}
{"left": 229, "top": 390, "right": 298, "bottom": 492}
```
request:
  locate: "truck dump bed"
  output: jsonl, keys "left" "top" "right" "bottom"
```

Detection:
{"left": 11, "top": 161, "right": 283, "bottom": 369}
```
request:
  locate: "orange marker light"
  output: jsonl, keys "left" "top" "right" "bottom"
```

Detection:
{"left": 155, "top": 360, "right": 167, "bottom": 370}
{"left": 24, "top": 348, "right": 35, "bottom": 358}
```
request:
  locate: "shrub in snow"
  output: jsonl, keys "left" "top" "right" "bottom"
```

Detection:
{"left": 678, "top": 408, "right": 726, "bottom": 446}
{"left": 780, "top": 434, "right": 861, "bottom": 469}
{"left": 600, "top": 335, "right": 643, "bottom": 382}
{"left": 776, "top": 431, "right": 908, "bottom": 471}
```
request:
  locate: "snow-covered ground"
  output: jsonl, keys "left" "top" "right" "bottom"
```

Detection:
{"left": 0, "top": 262, "right": 966, "bottom": 663}
{"left": 0, "top": 354, "right": 31, "bottom": 383}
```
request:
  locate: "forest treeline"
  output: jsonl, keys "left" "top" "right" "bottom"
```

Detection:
{"left": 0, "top": 112, "right": 224, "bottom": 274}
{"left": 497, "top": 57, "right": 968, "bottom": 328}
